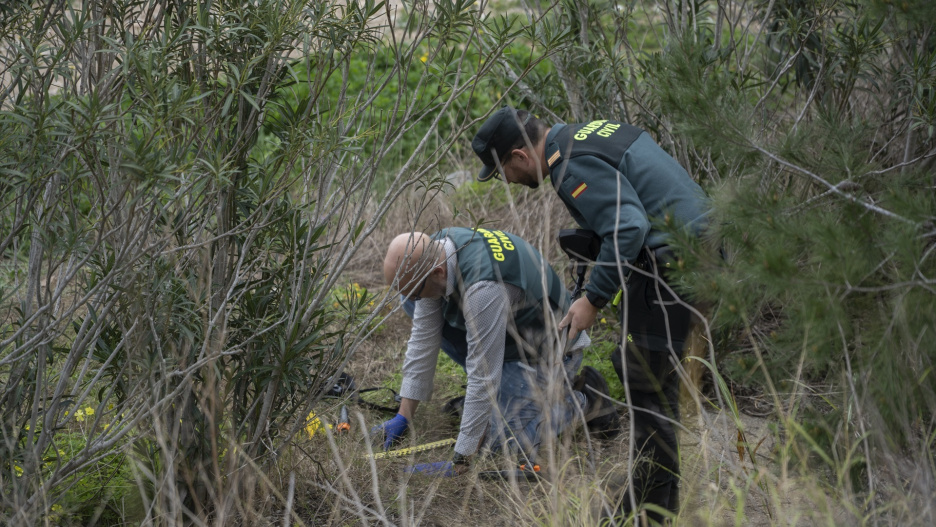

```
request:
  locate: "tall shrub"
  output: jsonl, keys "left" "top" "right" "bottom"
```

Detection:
{"left": 0, "top": 0, "right": 566, "bottom": 523}
{"left": 506, "top": 0, "right": 935, "bottom": 520}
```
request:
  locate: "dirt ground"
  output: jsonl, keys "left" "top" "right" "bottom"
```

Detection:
{"left": 301, "top": 291, "right": 840, "bottom": 527}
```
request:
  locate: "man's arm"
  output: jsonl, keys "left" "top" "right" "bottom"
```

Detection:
{"left": 456, "top": 281, "right": 513, "bottom": 458}
{"left": 561, "top": 155, "right": 648, "bottom": 291}
{"left": 555, "top": 156, "right": 649, "bottom": 334}
{"left": 373, "top": 299, "right": 445, "bottom": 449}
{"left": 398, "top": 297, "right": 446, "bottom": 403}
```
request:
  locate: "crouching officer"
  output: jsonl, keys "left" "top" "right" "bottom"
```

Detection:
{"left": 472, "top": 107, "right": 711, "bottom": 522}
{"left": 375, "top": 227, "right": 618, "bottom": 475}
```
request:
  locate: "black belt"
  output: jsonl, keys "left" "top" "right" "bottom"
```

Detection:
{"left": 635, "top": 246, "right": 674, "bottom": 271}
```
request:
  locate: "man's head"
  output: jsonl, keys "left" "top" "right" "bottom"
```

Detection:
{"left": 383, "top": 232, "right": 446, "bottom": 301}
{"left": 471, "top": 106, "right": 548, "bottom": 188}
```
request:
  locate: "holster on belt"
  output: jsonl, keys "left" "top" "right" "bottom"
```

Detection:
{"left": 633, "top": 246, "right": 674, "bottom": 273}
{"left": 614, "top": 247, "right": 675, "bottom": 306}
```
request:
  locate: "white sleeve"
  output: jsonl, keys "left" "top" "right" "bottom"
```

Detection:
{"left": 455, "top": 281, "right": 511, "bottom": 455}
{"left": 398, "top": 298, "right": 446, "bottom": 401}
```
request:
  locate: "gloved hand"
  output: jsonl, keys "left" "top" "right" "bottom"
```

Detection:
{"left": 370, "top": 413, "right": 408, "bottom": 450}
{"left": 404, "top": 461, "right": 458, "bottom": 477}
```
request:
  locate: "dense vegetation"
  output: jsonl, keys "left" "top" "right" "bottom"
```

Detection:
{"left": 1, "top": 0, "right": 933, "bottom": 525}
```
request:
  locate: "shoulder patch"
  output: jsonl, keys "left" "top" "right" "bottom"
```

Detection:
{"left": 571, "top": 183, "right": 587, "bottom": 198}
{"left": 547, "top": 150, "right": 561, "bottom": 168}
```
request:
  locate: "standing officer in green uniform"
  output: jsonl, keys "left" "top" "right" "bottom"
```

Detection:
{"left": 471, "top": 107, "right": 710, "bottom": 523}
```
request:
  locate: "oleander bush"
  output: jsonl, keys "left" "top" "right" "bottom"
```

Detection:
{"left": 0, "top": 0, "right": 569, "bottom": 524}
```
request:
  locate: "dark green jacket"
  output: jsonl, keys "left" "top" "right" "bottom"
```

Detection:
{"left": 544, "top": 121, "right": 710, "bottom": 302}
{"left": 435, "top": 227, "right": 570, "bottom": 362}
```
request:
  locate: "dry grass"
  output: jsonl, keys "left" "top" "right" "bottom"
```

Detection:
{"left": 266, "top": 181, "right": 933, "bottom": 526}
{"left": 6, "top": 181, "right": 928, "bottom": 526}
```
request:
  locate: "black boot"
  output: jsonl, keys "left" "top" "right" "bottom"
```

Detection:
{"left": 442, "top": 395, "right": 465, "bottom": 421}
{"left": 573, "top": 366, "right": 621, "bottom": 439}
{"left": 613, "top": 476, "right": 678, "bottom": 526}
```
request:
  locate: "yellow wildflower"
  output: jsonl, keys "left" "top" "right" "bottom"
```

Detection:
{"left": 50, "top": 504, "right": 63, "bottom": 522}
{"left": 600, "top": 318, "right": 607, "bottom": 324}
{"left": 306, "top": 412, "right": 322, "bottom": 438}
{"left": 85, "top": 407, "right": 95, "bottom": 416}
{"left": 420, "top": 53, "right": 428, "bottom": 63}
{"left": 14, "top": 464, "right": 23, "bottom": 476}
{"left": 74, "top": 409, "right": 85, "bottom": 422}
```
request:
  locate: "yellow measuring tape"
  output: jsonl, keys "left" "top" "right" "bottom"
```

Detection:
{"left": 366, "top": 438, "right": 456, "bottom": 460}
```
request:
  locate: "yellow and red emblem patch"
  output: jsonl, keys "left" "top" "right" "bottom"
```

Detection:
{"left": 571, "top": 183, "right": 588, "bottom": 198}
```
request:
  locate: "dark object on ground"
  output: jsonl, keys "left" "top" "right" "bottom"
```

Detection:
{"left": 323, "top": 372, "right": 357, "bottom": 398}
{"left": 321, "top": 372, "right": 402, "bottom": 414}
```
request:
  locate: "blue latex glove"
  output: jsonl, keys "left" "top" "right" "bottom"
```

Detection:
{"left": 370, "top": 413, "right": 408, "bottom": 450}
{"left": 404, "top": 461, "right": 458, "bottom": 477}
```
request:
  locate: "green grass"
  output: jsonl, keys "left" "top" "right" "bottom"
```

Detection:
{"left": 45, "top": 426, "right": 136, "bottom": 525}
